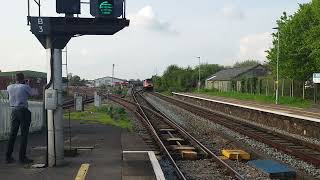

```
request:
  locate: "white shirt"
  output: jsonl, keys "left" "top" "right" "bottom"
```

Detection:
{"left": 7, "top": 83, "right": 32, "bottom": 108}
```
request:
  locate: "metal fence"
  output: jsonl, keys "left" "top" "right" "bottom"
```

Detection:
{"left": 208, "top": 77, "right": 320, "bottom": 103}
{"left": 0, "top": 99, "right": 44, "bottom": 141}
{"left": 229, "top": 78, "right": 320, "bottom": 103}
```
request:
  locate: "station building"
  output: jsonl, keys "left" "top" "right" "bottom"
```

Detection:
{"left": 0, "top": 70, "right": 47, "bottom": 98}
{"left": 205, "top": 64, "right": 270, "bottom": 92}
{"left": 93, "top": 76, "right": 127, "bottom": 87}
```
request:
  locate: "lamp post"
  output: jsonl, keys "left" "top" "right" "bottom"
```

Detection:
{"left": 273, "top": 27, "right": 280, "bottom": 105}
{"left": 197, "top": 56, "right": 201, "bottom": 93}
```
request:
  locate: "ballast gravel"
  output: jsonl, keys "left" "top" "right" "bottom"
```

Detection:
{"left": 177, "top": 159, "right": 234, "bottom": 180}
{"left": 144, "top": 93, "right": 320, "bottom": 179}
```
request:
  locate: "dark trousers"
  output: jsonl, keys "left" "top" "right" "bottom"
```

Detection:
{"left": 6, "top": 108, "right": 31, "bottom": 160}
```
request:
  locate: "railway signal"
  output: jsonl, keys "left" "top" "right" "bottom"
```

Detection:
{"left": 56, "top": 0, "right": 81, "bottom": 14}
{"left": 28, "top": 0, "right": 129, "bottom": 168}
{"left": 90, "top": 0, "right": 123, "bottom": 17}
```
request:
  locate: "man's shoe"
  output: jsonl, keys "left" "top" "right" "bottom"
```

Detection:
{"left": 5, "top": 157, "right": 15, "bottom": 164}
{"left": 19, "top": 157, "right": 34, "bottom": 164}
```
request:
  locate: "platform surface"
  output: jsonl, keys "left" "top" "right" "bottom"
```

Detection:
{"left": 176, "top": 92, "right": 320, "bottom": 122}
{"left": 122, "top": 151, "right": 165, "bottom": 180}
{"left": 0, "top": 120, "right": 160, "bottom": 180}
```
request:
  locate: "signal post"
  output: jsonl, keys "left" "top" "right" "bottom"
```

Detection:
{"left": 28, "top": 0, "right": 129, "bottom": 167}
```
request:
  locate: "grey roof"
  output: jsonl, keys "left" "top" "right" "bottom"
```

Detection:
{"left": 0, "top": 70, "right": 46, "bottom": 78}
{"left": 94, "top": 76, "right": 127, "bottom": 82}
{"left": 206, "top": 64, "right": 261, "bottom": 81}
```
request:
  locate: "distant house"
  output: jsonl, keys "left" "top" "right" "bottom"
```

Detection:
{"left": 0, "top": 70, "right": 47, "bottom": 98}
{"left": 86, "top": 80, "right": 95, "bottom": 88}
{"left": 205, "top": 64, "right": 270, "bottom": 92}
{"left": 94, "top": 76, "right": 127, "bottom": 87}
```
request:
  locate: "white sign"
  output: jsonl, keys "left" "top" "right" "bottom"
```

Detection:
{"left": 313, "top": 73, "right": 320, "bottom": 84}
{"left": 94, "top": 94, "right": 102, "bottom": 107}
{"left": 75, "top": 96, "right": 83, "bottom": 111}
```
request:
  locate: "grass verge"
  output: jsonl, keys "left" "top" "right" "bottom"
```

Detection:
{"left": 64, "top": 105, "right": 132, "bottom": 130}
{"left": 196, "top": 89, "right": 312, "bottom": 109}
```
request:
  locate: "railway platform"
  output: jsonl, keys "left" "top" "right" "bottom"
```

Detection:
{"left": 178, "top": 92, "right": 320, "bottom": 122}
{"left": 0, "top": 120, "right": 164, "bottom": 180}
{"left": 171, "top": 92, "right": 320, "bottom": 139}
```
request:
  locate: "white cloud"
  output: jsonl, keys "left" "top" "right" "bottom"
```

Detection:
{"left": 238, "top": 32, "right": 272, "bottom": 61}
{"left": 80, "top": 48, "right": 89, "bottom": 56}
{"left": 220, "top": 4, "right": 245, "bottom": 20}
{"left": 130, "top": 6, "right": 178, "bottom": 35}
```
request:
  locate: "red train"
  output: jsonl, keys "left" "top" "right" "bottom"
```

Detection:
{"left": 143, "top": 79, "right": 154, "bottom": 91}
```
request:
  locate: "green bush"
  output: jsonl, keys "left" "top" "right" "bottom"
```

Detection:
{"left": 65, "top": 105, "right": 132, "bottom": 130}
{"left": 95, "top": 105, "right": 110, "bottom": 113}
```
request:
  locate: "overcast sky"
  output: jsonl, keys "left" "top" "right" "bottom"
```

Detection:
{"left": 0, "top": 0, "right": 311, "bottom": 80}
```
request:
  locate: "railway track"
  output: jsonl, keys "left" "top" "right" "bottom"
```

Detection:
{"left": 153, "top": 92, "right": 320, "bottom": 168}
{"left": 106, "top": 90, "right": 245, "bottom": 180}
{"left": 62, "top": 97, "right": 94, "bottom": 109}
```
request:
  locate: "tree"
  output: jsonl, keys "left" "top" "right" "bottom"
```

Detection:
{"left": 69, "top": 75, "right": 87, "bottom": 86}
{"left": 193, "top": 63, "right": 224, "bottom": 86}
{"left": 153, "top": 64, "right": 224, "bottom": 92}
{"left": 233, "top": 60, "right": 260, "bottom": 68}
{"left": 267, "top": 1, "right": 320, "bottom": 81}
{"left": 97, "top": 84, "right": 106, "bottom": 89}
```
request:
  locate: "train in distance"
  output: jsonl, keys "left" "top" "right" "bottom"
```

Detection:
{"left": 143, "top": 79, "right": 154, "bottom": 91}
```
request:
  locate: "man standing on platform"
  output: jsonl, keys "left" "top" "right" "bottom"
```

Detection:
{"left": 5, "top": 73, "right": 33, "bottom": 164}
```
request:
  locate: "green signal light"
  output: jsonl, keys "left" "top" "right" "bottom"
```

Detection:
{"left": 99, "top": 1, "right": 113, "bottom": 15}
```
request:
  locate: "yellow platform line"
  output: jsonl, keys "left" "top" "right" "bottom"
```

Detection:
{"left": 75, "top": 163, "right": 90, "bottom": 180}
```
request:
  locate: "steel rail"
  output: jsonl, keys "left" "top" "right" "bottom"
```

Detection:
{"left": 135, "top": 93, "right": 209, "bottom": 157}
{"left": 62, "top": 97, "right": 94, "bottom": 109}
{"left": 136, "top": 92, "right": 245, "bottom": 180}
{"left": 154, "top": 92, "right": 320, "bottom": 167}
{"left": 131, "top": 91, "right": 187, "bottom": 180}
{"left": 105, "top": 92, "right": 187, "bottom": 180}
